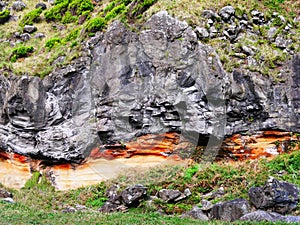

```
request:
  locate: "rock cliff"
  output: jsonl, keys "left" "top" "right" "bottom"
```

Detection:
{"left": 0, "top": 11, "right": 299, "bottom": 163}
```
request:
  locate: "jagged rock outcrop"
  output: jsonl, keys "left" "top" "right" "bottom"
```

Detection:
{"left": 0, "top": 11, "right": 299, "bottom": 163}
{"left": 248, "top": 178, "right": 299, "bottom": 214}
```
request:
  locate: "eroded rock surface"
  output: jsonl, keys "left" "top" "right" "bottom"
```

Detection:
{"left": 0, "top": 11, "right": 299, "bottom": 164}
{"left": 248, "top": 178, "right": 299, "bottom": 214}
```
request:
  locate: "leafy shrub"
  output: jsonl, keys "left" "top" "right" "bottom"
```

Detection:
{"left": 19, "top": 8, "right": 42, "bottom": 27}
{"left": 85, "top": 17, "right": 106, "bottom": 32}
{"left": 68, "top": 0, "right": 94, "bottom": 15}
{"left": 64, "top": 27, "right": 80, "bottom": 42}
{"left": 104, "top": 1, "right": 116, "bottom": 12}
{"left": 61, "top": 11, "right": 76, "bottom": 23}
{"left": 44, "top": 0, "right": 94, "bottom": 23}
{"left": 44, "top": 0, "right": 69, "bottom": 21}
{"left": 104, "top": 3, "right": 126, "bottom": 21}
{"left": 183, "top": 164, "right": 199, "bottom": 181}
{"left": 11, "top": 45, "right": 34, "bottom": 62}
{"left": 45, "top": 37, "right": 62, "bottom": 49}
{"left": 0, "top": 9, "right": 10, "bottom": 24}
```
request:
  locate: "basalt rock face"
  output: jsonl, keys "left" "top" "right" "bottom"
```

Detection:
{"left": 0, "top": 11, "right": 299, "bottom": 163}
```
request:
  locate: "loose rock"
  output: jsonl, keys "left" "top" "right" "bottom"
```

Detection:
{"left": 23, "top": 25, "right": 37, "bottom": 34}
{"left": 182, "top": 206, "right": 209, "bottom": 221}
{"left": 35, "top": 2, "right": 47, "bottom": 10}
{"left": 12, "top": 1, "right": 26, "bottom": 11}
{"left": 219, "top": 6, "right": 235, "bottom": 21}
{"left": 211, "top": 198, "right": 250, "bottom": 221}
{"left": 248, "top": 178, "right": 299, "bottom": 214}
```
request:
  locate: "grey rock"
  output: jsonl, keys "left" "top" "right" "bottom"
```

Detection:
{"left": 75, "top": 204, "right": 88, "bottom": 211}
{"left": 209, "top": 26, "right": 218, "bottom": 38}
{"left": 99, "top": 184, "right": 146, "bottom": 212}
{"left": 202, "top": 10, "right": 217, "bottom": 20}
{"left": 99, "top": 201, "right": 128, "bottom": 213}
{"left": 0, "top": 189, "right": 13, "bottom": 198}
{"left": 219, "top": 6, "right": 235, "bottom": 21}
{"left": 34, "top": 32, "right": 46, "bottom": 39}
{"left": 201, "top": 199, "right": 214, "bottom": 211}
{"left": 61, "top": 206, "right": 76, "bottom": 213}
{"left": 23, "top": 25, "right": 37, "bottom": 34}
{"left": 195, "top": 27, "right": 209, "bottom": 39}
{"left": 12, "top": 1, "right": 26, "bottom": 11}
{"left": 48, "top": 0, "right": 55, "bottom": 5}
{"left": 0, "top": 11, "right": 299, "bottom": 163}
{"left": 35, "top": 2, "right": 47, "bottom": 10}
{"left": 20, "top": 33, "right": 31, "bottom": 41}
{"left": 240, "top": 210, "right": 285, "bottom": 222}
{"left": 241, "top": 45, "right": 254, "bottom": 56}
{"left": 158, "top": 189, "right": 182, "bottom": 203}
{"left": 121, "top": 184, "right": 147, "bottom": 206}
{"left": 211, "top": 198, "right": 250, "bottom": 221}
{"left": 240, "top": 210, "right": 300, "bottom": 223}
{"left": 0, "top": 1, "right": 7, "bottom": 11}
{"left": 248, "top": 178, "right": 299, "bottom": 214}
{"left": 182, "top": 206, "right": 209, "bottom": 220}
{"left": 202, "top": 187, "right": 225, "bottom": 200}
{"left": 1, "top": 197, "right": 14, "bottom": 204}
{"left": 268, "top": 27, "right": 277, "bottom": 40}
{"left": 275, "top": 36, "right": 292, "bottom": 49}
{"left": 174, "top": 188, "right": 192, "bottom": 202}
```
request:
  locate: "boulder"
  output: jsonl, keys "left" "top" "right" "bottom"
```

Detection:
{"left": 0, "top": 189, "right": 13, "bottom": 198}
{"left": 99, "top": 184, "right": 147, "bottom": 213}
{"left": 121, "top": 184, "right": 147, "bottom": 206}
{"left": 12, "top": 1, "right": 26, "bottom": 11}
{"left": 195, "top": 27, "right": 209, "bottom": 39}
{"left": 20, "top": 33, "right": 31, "bottom": 41}
{"left": 240, "top": 210, "right": 300, "bottom": 223}
{"left": 35, "top": 2, "right": 47, "bottom": 10}
{"left": 248, "top": 178, "right": 299, "bottom": 214}
{"left": 211, "top": 198, "right": 250, "bottom": 221}
{"left": 181, "top": 206, "right": 209, "bottom": 220}
{"left": 158, "top": 189, "right": 182, "bottom": 203}
{"left": 23, "top": 25, "right": 37, "bottom": 34}
{"left": 219, "top": 6, "right": 235, "bottom": 21}
{"left": 34, "top": 32, "right": 45, "bottom": 39}
{"left": 1, "top": 197, "right": 14, "bottom": 204}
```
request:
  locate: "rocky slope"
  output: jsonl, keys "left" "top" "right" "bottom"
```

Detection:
{"left": 0, "top": 1, "right": 299, "bottom": 189}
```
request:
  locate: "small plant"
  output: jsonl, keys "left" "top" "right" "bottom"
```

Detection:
{"left": 85, "top": 17, "right": 106, "bottom": 32}
{"left": 44, "top": 0, "right": 70, "bottom": 22}
{"left": 64, "top": 27, "right": 80, "bottom": 42}
{"left": 104, "top": 3, "right": 126, "bottom": 21}
{"left": 0, "top": 9, "right": 10, "bottom": 24}
{"left": 68, "top": 0, "right": 94, "bottom": 16}
{"left": 10, "top": 45, "right": 34, "bottom": 62}
{"left": 19, "top": 8, "right": 43, "bottom": 27}
{"left": 61, "top": 11, "right": 76, "bottom": 23}
{"left": 44, "top": 0, "right": 94, "bottom": 23}
{"left": 183, "top": 164, "right": 199, "bottom": 181}
{"left": 45, "top": 37, "right": 62, "bottom": 49}
{"left": 24, "top": 171, "right": 41, "bottom": 189}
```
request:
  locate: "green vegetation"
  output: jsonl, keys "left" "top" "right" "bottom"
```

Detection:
{"left": 0, "top": 150, "right": 299, "bottom": 224}
{"left": 44, "top": 0, "right": 94, "bottom": 23}
{"left": 19, "top": 8, "right": 43, "bottom": 27}
{"left": 0, "top": 9, "right": 10, "bottom": 24}
{"left": 45, "top": 37, "right": 62, "bottom": 49}
{"left": 10, "top": 45, "right": 34, "bottom": 62}
{"left": 85, "top": 17, "right": 106, "bottom": 33}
